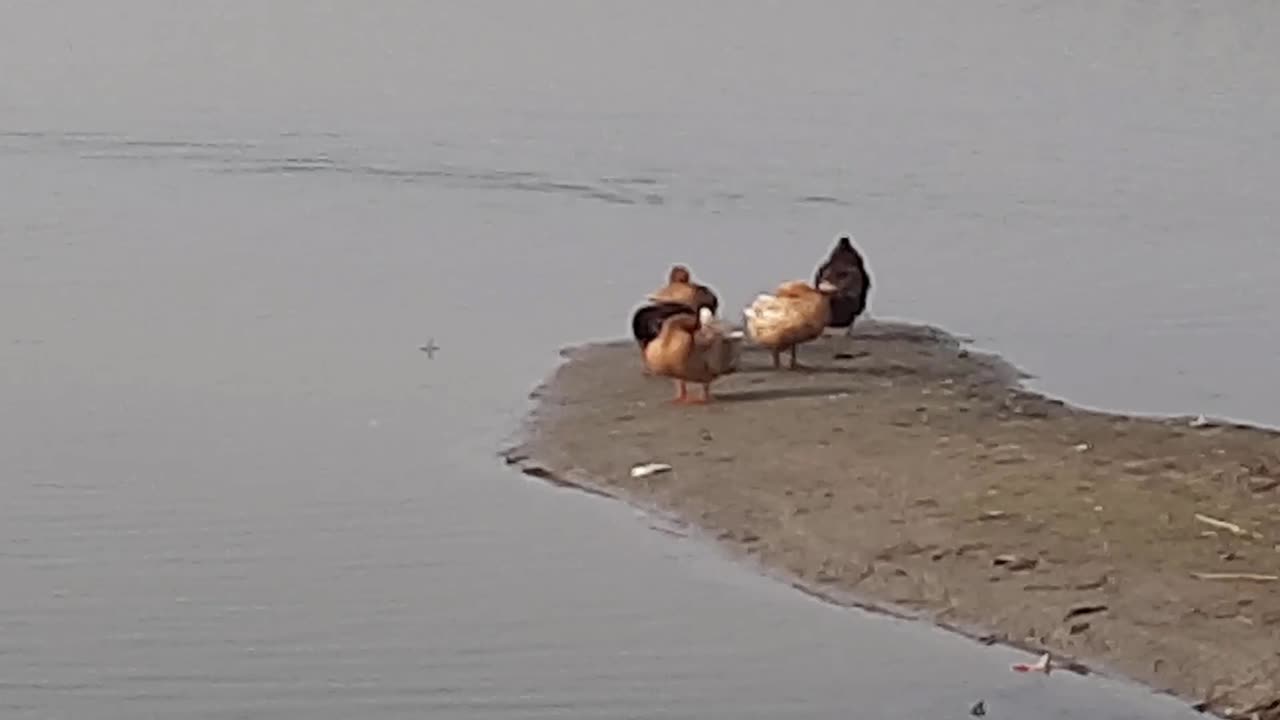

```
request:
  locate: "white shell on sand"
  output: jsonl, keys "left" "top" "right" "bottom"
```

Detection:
{"left": 629, "top": 463, "right": 673, "bottom": 479}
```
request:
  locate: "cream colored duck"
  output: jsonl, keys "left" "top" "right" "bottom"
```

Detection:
{"left": 743, "top": 279, "right": 837, "bottom": 369}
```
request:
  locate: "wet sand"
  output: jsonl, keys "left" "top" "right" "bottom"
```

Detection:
{"left": 503, "top": 321, "right": 1280, "bottom": 719}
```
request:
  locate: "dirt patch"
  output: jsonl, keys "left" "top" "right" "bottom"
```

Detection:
{"left": 502, "top": 320, "right": 1280, "bottom": 720}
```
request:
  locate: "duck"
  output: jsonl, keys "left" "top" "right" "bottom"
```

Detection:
{"left": 743, "top": 279, "right": 837, "bottom": 370}
{"left": 642, "top": 306, "right": 743, "bottom": 404}
{"left": 648, "top": 265, "right": 720, "bottom": 316}
{"left": 813, "top": 236, "right": 872, "bottom": 334}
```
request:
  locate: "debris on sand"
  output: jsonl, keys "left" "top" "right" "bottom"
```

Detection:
{"left": 1191, "top": 572, "right": 1278, "bottom": 583}
{"left": 1011, "top": 652, "right": 1052, "bottom": 674}
{"left": 992, "top": 553, "right": 1038, "bottom": 571}
{"left": 1194, "top": 513, "right": 1263, "bottom": 540}
{"left": 630, "top": 462, "right": 673, "bottom": 479}
{"left": 1064, "top": 603, "right": 1109, "bottom": 620}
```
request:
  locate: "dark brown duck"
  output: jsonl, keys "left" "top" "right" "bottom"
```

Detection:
{"left": 813, "top": 236, "right": 872, "bottom": 331}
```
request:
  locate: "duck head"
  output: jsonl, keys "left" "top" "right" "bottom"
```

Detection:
{"left": 692, "top": 285, "right": 719, "bottom": 316}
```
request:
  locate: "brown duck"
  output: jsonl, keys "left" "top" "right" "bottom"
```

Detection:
{"left": 642, "top": 307, "right": 742, "bottom": 404}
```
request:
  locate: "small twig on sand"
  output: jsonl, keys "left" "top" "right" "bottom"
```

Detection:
{"left": 1190, "top": 572, "right": 1279, "bottom": 583}
{"left": 1194, "top": 513, "right": 1262, "bottom": 539}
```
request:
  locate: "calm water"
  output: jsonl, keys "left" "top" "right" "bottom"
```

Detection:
{"left": 4, "top": 3, "right": 1277, "bottom": 718}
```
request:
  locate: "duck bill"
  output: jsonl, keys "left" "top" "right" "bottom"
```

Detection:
{"left": 817, "top": 280, "right": 839, "bottom": 293}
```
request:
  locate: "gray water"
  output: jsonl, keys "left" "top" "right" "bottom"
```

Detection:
{"left": 3, "top": 2, "right": 1276, "bottom": 718}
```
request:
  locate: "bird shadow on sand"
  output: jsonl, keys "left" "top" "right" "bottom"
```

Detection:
{"left": 714, "top": 385, "right": 854, "bottom": 403}
{"left": 731, "top": 361, "right": 919, "bottom": 380}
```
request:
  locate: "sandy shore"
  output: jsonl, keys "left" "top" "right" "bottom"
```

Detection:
{"left": 501, "top": 320, "right": 1280, "bottom": 719}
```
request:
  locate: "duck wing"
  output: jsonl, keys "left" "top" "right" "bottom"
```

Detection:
{"left": 693, "top": 319, "right": 742, "bottom": 375}
{"left": 632, "top": 302, "right": 695, "bottom": 347}
{"left": 745, "top": 293, "right": 791, "bottom": 322}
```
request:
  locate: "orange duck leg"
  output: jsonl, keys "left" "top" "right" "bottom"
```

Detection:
{"left": 696, "top": 382, "right": 713, "bottom": 404}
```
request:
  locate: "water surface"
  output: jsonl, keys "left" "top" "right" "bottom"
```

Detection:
{"left": 5, "top": 2, "right": 1278, "bottom": 718}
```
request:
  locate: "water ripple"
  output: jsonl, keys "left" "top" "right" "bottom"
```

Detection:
{"left": 0, "top": 129, "right": 872, "bottom": 211}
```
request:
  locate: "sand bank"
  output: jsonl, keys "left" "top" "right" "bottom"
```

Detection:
{"left": 502, "top": 320, "right": 1280, "bottom": 719}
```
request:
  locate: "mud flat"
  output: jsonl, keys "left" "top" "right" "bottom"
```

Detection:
{"left": 502, "top": 320, "right": 1280, "bottom": 719}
